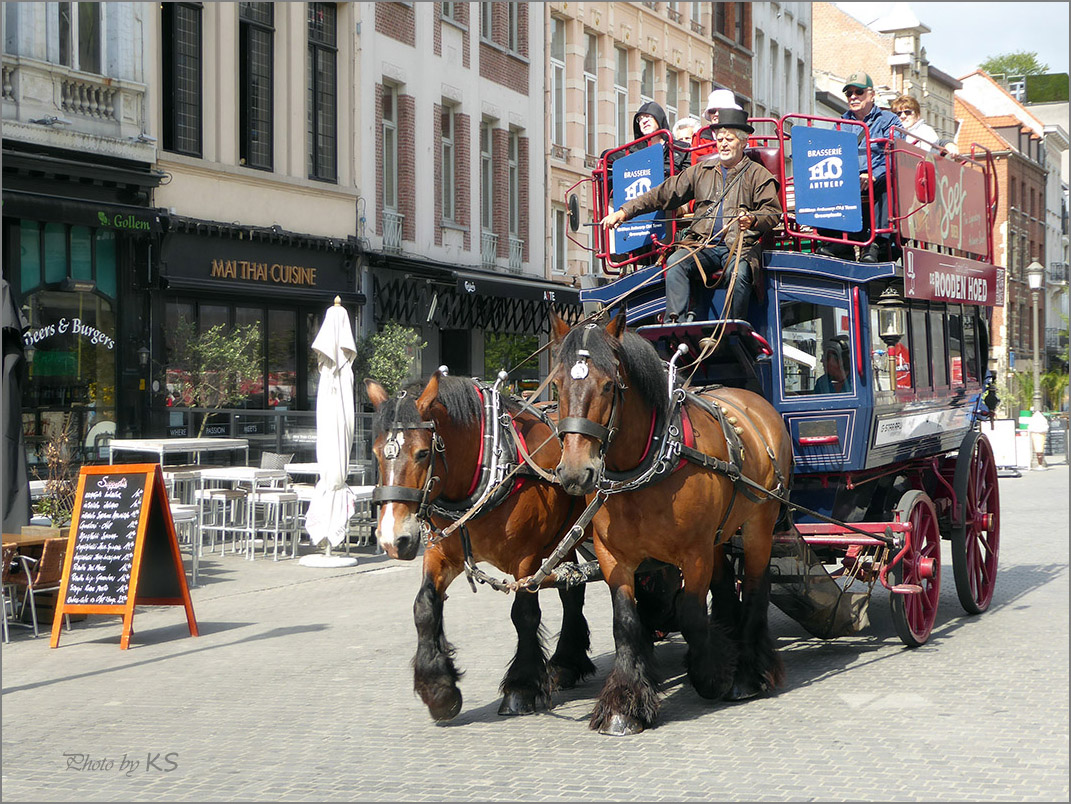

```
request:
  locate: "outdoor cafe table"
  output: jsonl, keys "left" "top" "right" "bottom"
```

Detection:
{"left": 284, "top": 465, "right": 376, "bottom": 552}
{"left": 109, "top": 437, "right": 250, "bottom": 467}
{"left": 196, "top": 466, "right": 289, "bottom": 560}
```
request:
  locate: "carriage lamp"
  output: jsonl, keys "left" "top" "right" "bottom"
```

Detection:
{"left": 137, "top": 345, "right": 151, "bottom": 370}
{"left": 876, "top": 285, "right": 906, "bottom": 347}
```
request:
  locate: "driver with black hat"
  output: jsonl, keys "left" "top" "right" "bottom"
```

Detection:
{"left": 601, "top": 108, "right": 781, "bottom": 322}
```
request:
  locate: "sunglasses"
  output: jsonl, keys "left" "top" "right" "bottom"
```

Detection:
{"left": 897, "top": 110, "right": 915, "bottom": 118}
{"left": 844, "top": 88, "right": 868, "bottom": 98}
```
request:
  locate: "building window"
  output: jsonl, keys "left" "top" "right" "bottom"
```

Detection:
{"left": 480, "top": 2, "right": 492, "bottom": 40}
{"left": 441, "top": 2, "right": 455, "bottom": 21}
{"left": 307, "top": 2, "right": 337, "bottom": 182}
{"left": 584, "top": 33, "right": 598, "bottom": 156}
{"left": 506, "top": 3, "right": 519, "bottom": 52}
{"left": 162, "top": 2, "right": 202, "bottom": 157}
{"left": 689, "top": 78, "right": 702, "bottom": 119}
{"left": 441, "top": 104, "right": 456, "bottom": 222}
{"left": 714, "top": 3, "right": 727, "bottom": 36}
{"left": 239, "top": 3, "right": 274, "bottom": 171}
{"left": 613, "top": 48, "right": 631, "bottom": 145}
{"left": 57, "top": 2, "right": 101, "bottom": 74}
{"left": 552, "top": 206, "right": 567, "bottom": 274}
{"left": 382, "top": 84, "right": 398, "bottom": 211}
{"left": 550, "top": 18, "right": 565, "bottom": 147}
{"left": 690, "top": 2, "right": 703, "bottom": 28}
{"left": 665, "top": 68, "right": 678, "bottom": 123}
{"left": 735, "top": 2, "right": 747, "bottom": 45}
{"left": 641, "top": 58, "right": 654, "bottom": 106}
{"left": 480, "top": 121, "right": 494, "bottom": 232}
{"left": 508, "top": 130, "right": 520, "bottom": 237}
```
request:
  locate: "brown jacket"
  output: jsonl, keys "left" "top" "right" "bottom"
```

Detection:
{"left": 619, "top": 155, "right": 781, "bottom": 269}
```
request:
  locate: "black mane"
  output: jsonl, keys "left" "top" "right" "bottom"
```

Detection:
{"left": 557, "top": 323, "right": 668, "bottom": 419}
{"left": 371, "top": 374, "right": 483, "bottom": 437}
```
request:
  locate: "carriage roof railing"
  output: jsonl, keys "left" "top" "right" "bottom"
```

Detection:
{"left": 568, "top": 113, "right": 998, "bottom": 279}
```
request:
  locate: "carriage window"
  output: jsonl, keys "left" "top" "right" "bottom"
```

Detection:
{"left": 780, "top": 299, "right": 851, "bottom": 396}
{"left": 962, "top": 311, "right": 980, "bottom": 384}
{"left": 909, "top": 308, "right": 930, "bottom": 390}
{"left": 870, "top": 307, "right": 911, "bottom": 391}
{"left": 931, "top": 310, "right": 948, "bottom": 387}
{"left": 948, "top": 306, "right": 965, "bottom": 385}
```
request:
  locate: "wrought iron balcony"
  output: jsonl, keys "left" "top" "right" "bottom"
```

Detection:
{"left": 551, "top": 143, "right": 569, "bottom": 161}
{"left": 508, "top": 237, "right": 524, "bottom": 274}
{"left": 1045, "top": 327, "right": 1068, "bottom": 350}
{"left": 667, "top": 8, "right": 682, "bottom": 23}
{"left": 690, "top": 19, "right": 706, "bottom": 35}
{"left": 1047, "top": 262, "right": 1068, "bottom": 284}
{"left": 383, "top": 210, "right": 404, "bottom": 253}
{"left": 481, "top": 231, "right": 499, "bottom": 268}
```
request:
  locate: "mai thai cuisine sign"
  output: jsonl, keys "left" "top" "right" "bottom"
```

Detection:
{"left": 611, "top": 145, "right": 668, "bottom": 253}
{"left": 791, "top": 126, "right": 863, "bottom": 232}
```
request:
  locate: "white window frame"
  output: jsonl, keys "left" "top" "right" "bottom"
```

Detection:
{"left": 689, "top": 78, "right": 702, "bottom": 120}
{"left": 480, "top": 120, "right": 494, "bottom": 232}
{"left": 508, "top": 130, "right": 520, "bottom": 237}
{"left": 550, "top": 18, "right": 565, "bottom": 147}
{"left": 665, "top": 67, "right": 678, "bottom": 124}
{"left": 441, "top": 104, "right": 455, "bottom": 223}
{"left": 640, "top": 58, "right": 654, "bottom": 107}
{"left": 584, "top": 33, "right": 598, "bottom": 156}
{"left": 552, "top": 206, "right": 567, "bottom": 274}
{"left": 480, "top": 2, "right": 493, "bottom": 41}
{"left": 56, "top": 1, "right": 103, "bottom": 74}
{"left": 506, "top": 3, "right": 519, "bottom": 52}
{"left": 615, "top": 47, "right": 629, "bottom": 145}
{"left": 382, "top": 83, "right": 399, "bottom": 212}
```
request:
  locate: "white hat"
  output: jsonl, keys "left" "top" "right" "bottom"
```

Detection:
{"left": 705, "top": 89, "right": 743, "bottom": 118}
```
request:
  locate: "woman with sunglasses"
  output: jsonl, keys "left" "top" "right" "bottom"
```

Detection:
{"left": 890, "top": 95, "right": 939, "bottom": 152}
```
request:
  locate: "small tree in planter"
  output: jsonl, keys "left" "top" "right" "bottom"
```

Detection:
{"left": 31, "top": 414, "right": 77, "bottom": 527}
{"left": 168, "top": 317, "right": 262, "bottom": 436}
{"left": 354, "top": 321, "right": 426, "bottom": 400}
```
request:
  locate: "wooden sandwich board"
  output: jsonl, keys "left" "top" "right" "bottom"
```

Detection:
{"left": 50, "top": 464, "right": 198, "bottom": 649}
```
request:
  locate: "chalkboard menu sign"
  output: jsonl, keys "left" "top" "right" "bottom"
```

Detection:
{"left": 51, "top": 464, "right": 198, "bottom": 649}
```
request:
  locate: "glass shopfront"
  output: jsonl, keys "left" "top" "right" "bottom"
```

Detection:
{"left": 16, "top": 221, "right": 121, "bottom": 466}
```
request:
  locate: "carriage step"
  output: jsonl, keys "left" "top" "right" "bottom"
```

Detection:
{"left": 890, "top": 583, "right": 924, "bottom": 595}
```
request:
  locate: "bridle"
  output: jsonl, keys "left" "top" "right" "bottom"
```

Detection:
{"left": 370, "top": 390, "right": 447, "bottom": 540}
{"left": 555, "top": 325, "right": 627, "bottom": 459}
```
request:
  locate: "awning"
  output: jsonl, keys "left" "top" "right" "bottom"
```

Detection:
{"left": 2, "top": 190, "right": 164, "bottom": 234}
{"left": 453, "top": 268, "right": 580, "bottom": 306}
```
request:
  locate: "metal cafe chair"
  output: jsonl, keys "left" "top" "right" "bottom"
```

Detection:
{"left": 9, "top": 538, "right": 72, "bottom": 638}
{"left": 2, "top": 543, "right": 17, "bottom": 643}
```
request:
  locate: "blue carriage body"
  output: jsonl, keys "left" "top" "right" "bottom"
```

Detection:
{"left": 575, "top": 115, "right": 1000, "bottom": 523}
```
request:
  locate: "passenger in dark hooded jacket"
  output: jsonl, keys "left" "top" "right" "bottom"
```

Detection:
{"left": 605, "top": 101, "right": 687, "bottom": 178}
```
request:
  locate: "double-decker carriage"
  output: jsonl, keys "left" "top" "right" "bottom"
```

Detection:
{"left": 565, "top": 112, "right": 1003, "bottom": 648}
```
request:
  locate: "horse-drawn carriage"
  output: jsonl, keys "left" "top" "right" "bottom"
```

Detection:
{"left": 368, "top": 112, "right": 1002, "bottom": 735}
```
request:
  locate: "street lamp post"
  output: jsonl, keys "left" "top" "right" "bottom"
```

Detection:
{"left": 1026, "top": 261, "right": 1045, "bottom": 413}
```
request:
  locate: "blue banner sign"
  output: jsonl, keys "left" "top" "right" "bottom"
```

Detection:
{"left": 611, "top": 145, "right": 667, "bottom": 252}
{"left": 792, "top": 127, "right": 862, "bottom": 232}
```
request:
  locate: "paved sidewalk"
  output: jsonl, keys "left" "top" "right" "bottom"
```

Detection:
{"left": 2, "top": 467, "right": 1068, "bottom": 802}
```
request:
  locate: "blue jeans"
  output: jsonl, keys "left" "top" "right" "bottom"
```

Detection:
{"left": 664, "top": 244, "right": 752, "bottom": 320}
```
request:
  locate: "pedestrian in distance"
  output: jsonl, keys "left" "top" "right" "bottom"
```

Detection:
{"left": 1028, "top": 408, "right": 1049, "bottom": 470}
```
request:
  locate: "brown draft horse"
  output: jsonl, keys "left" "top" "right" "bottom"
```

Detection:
{"left": 549, "top": 310, "right": 793, "bottom": 735}
{"left": 366, "top": 373, "right": 597, "bottom": 722}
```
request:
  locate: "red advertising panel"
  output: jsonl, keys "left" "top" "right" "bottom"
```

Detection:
{"left": 894, "top": 143, "right": 989, "bottom": 256}
{"left": 903, "top": 247, "right": 1003, "bottom": 307}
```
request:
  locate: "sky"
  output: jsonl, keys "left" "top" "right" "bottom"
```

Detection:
{"left": 833, "top": 2, "right": 1070, "bottom": 79}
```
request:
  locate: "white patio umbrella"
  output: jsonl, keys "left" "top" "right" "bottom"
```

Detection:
{"left": 300, "top": 297, "right": 359, "bottom": 568}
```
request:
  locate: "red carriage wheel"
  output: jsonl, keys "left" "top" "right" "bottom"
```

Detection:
{"left": 951, "top": 432, "right": 1000, "bottom": 614}
{"left": 889, "top": 490, "right": 941, "bottom": 647}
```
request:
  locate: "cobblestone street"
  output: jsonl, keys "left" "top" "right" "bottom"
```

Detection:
{"left": 2, "top": 465, "right": 1068, "bottom": 802}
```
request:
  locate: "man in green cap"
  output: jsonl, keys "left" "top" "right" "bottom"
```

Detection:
{"left": 816, "top": 72, "right": 901, "bottom": 263}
